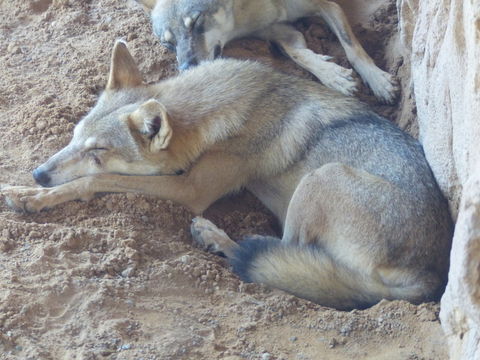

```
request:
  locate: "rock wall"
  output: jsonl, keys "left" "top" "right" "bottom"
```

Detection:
{"left": 398, "top": 0, "right": 480, "bottom": 358}
{"left": 441, "top": 171, "right": 480, "bottom": 360}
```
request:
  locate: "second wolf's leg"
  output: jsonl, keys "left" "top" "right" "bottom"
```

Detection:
{"left": 306, "top": 0, "right": 399, "bottom": 103}
{"left": 256, "top": 24, "right": 359, "bottom": 96}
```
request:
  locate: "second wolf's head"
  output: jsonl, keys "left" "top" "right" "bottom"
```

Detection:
{"left": 148, "top": 0, "right": 233, "bottom": 70}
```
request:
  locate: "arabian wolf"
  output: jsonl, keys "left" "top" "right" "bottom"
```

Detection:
{"left": 141, "top": 0, "right": 399, "bottom": 103}
{"left": 2, "top": 41, "right": 452, "bottom": 310}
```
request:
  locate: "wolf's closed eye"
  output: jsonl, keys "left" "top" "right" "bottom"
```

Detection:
{"left": 88, "top": 148, "right": 107, "bottom": 165}
{"left": 192, "top": 15, "right": 204, "bottom": 33}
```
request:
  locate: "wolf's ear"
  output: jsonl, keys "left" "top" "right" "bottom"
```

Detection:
{"left": 106, "top": 40, "right": 143, "bottom": 90}
{"left": 130, "top": 99, "right": 173, "bottom": 152}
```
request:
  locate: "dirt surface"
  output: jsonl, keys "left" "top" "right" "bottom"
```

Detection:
{"left": 0, "top": 0, "right": 446, "bottom": 359}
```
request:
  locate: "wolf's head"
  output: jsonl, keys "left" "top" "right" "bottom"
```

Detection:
{"left": 149, "top": 0, "right": 233, "bottom": 70}
{"left": 33, "top": 41, "right": 186, "bottom": 187}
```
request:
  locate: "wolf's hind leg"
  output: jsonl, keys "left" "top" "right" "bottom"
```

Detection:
{"left": 225, "top": 163, "right": 443, "bottom": 306}
{"left": 257, "top": 23, "right": 358, "bottom": 96}
{"left": 280, "top": 162, "right": 443, "bottom": 303}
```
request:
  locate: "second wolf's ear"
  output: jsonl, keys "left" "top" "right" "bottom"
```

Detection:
{"left": 130, "top": 99, "right": 173, "bottom": 152}
{"left": 106, "top": 40, "right": 143, "bottom": 90}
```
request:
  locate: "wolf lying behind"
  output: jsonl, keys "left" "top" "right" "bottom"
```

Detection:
{"left": 2, "top": 41, "right": 452, "bottom": 310}
{"left": 144, "top": 0, "right": 399, "bottom": 103}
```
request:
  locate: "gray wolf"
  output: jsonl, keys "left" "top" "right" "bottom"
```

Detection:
{"left": 2, "top": 41, "right": 452, "bottom": 310}
{"left": 142, "top": 0, "right": 399, "bottom": 103}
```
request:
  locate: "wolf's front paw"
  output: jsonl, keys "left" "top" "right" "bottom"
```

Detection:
{"left": 365, "top": 69, "right": 400, "bottom": 104}
{"left": 317, "top": 61, "right": 359, "bottom": 97}
{"left": 1, "top": 185, "right": 50, "bottom": 213}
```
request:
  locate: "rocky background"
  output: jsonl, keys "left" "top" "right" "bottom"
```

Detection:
{"left": 397, "top": 0, "right": 480, "bottom": 358}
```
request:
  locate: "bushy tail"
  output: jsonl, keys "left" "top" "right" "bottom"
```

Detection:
{"left": 230, "top": 237, "right": 391, "bottom": 310}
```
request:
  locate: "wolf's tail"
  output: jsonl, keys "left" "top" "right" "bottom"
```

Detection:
{"left": 230, "top": 237, "right": 395, "bottom": 310}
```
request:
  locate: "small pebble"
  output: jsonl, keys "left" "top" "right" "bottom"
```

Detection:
{"left": 7, "top": 43, "right": 21, "bottom": 54}
{"left": 121, "top": 267, "right": 135, "bottom": 278}
{"left": 180, "top": 255, "right": 190, "bottom": 264}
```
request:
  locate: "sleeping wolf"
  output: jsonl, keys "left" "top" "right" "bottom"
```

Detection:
{"left": 2, "top": 41, "right": 452, "bottom": 310}
{"left": 142, "top": 0, "right": 399, "bottom": 103}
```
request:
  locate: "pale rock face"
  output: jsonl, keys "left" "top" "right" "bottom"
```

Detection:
{"left": 440, "top": 170, "right": 480, "bottom": 360}
{"left": 407, "top": 0, "right": 480, "bottom": 216}
{"left": 397, "top": 0, "right": 480, "bottom": 358}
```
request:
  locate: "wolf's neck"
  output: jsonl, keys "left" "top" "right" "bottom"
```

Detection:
{"left": 145, "top": 81, "right": 247, "bottom": 170}
{"left": 148, "top": 82, "right": 250, "bottom": 146}
{"left": 145, "top": 59, "right": 277, "bottom": 167}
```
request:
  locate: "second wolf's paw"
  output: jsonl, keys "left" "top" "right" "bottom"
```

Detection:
{"left": 317, "top": 62, "right": 359, "bottom": 97}
{"left": 364, "top": 69, "right": 400, "bottom": 104}
{"left": 1, "top": 185, "right": 50, "bottom": 213}
{"left": 191, "top": 217, "right": 230, "bottom": 256}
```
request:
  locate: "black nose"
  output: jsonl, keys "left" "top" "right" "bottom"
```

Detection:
{"left": 179, "top": 58, "right": 198, "bottom": 71}
{"left": 32, "top": 168, "right": 51, "bottom": 187}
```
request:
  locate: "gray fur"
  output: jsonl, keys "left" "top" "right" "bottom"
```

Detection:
{"left": 3, "top": 44, "right": 452, "bottom": 308}
{"left": 148, "top": 0, "right": 400, "bottom": 102}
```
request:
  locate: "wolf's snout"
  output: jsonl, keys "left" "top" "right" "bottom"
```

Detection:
{"left": 179, "top": 58, "right": 198, "bottom": 71}
{"left": 33, "top": 168, "right": 51, "bottom": 187}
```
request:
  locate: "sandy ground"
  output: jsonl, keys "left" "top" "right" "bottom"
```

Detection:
{"left": 0, "top": 0, "right": 447, "bottom": 359}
